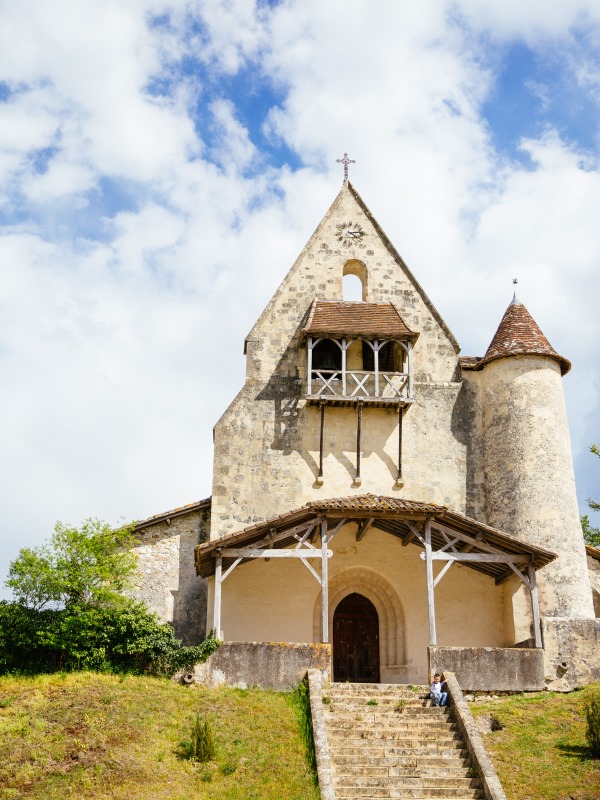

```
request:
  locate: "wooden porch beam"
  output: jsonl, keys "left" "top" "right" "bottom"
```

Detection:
{"left": 356, "top": 518, "right": 374, "bottom": 542}
{"left": 213, "top": 554, "right": 222, "bottom": 639}
{"left": 528, "top": 563, "right": 543, "bottom": 648}
{"left": 425, "top": 552, "right": 531, "bottom": 563}
{"left": 219, "top": 547, "right": 332, "bottom": 559}
{"left": 321, "top": 519, "right": 329, "bottom": 644}
{"left": 431, "top": 520, "right": 515, "bottom": 556}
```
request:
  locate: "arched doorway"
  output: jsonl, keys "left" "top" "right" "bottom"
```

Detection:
{"left": 333, "top": 592, "right": 380, "bottom": 683}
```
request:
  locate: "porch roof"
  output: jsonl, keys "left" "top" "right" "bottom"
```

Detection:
{"left": 195, "top": 494, "right": 556, "bottom": 584}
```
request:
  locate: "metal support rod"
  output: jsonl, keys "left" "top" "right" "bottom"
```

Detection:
{"left": 528, "top": 563, "right": 543, "bottom": 648}
{"left": 319, "top": 402, "right": 325, "bottom": 479}
{"left": 321, "top": 519, "right": 329, "bottom": 644}
{"left": 356, "top": 401, "right": 363, "bottom": 480}
{"left": 397, "top": 406, "right": 404, "bottom": 482}
{"left": 424, "top": 519, "right": 437, "bottom": 646}
{"left": 213, "top": 554, "right": 222, "bottom": 639}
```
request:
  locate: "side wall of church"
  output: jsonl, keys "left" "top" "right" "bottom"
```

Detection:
{"left": 207, "top": 524, "right": 506, "bottom": 684}
{"left": 132, "top": 507, "right": 210, "bottom": 645}
{"left": 211, "top": 188, "right": 469, "bottom": 540}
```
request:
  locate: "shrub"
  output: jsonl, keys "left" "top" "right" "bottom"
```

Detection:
{"left": 182, "top": 713, "right": 216, "bottom": 762}
{"left": 0, "top": 600, "right": 220, "bottom": 677}
{"left": 585, "top": 691, "right": 600, "bottom": 757}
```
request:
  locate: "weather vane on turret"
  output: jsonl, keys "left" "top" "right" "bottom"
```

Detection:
{"left": 336, "top": 152, "right": 356, "bottom": 183}
{"left": 512, "top": 277, "right": 519, "bottom": 304}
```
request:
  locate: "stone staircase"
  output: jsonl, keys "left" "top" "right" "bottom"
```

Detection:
{"left": 322, "top": 682, "right": 484, "bottom": 800}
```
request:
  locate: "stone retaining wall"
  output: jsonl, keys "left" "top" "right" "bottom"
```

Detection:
{"left": 429, "top": 646, "right": 544, "bottom": 691}
{"left": 190, "top": 642, "right": 331, "bottom": 691}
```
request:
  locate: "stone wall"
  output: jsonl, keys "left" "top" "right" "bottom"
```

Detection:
{"left": 542, "top": 617, "right": 600, "bottom": 690}
{"left": 190, "top": 642, "right": 331, "bottom": 691}
{"left": 132, "top": 505, "right": 210, "bottom": 644}
{"left": 429, "top": 646, "right": 545, "bottom": 691}
{"left": 587, "top": 552, "right": 600, "bottom": 617}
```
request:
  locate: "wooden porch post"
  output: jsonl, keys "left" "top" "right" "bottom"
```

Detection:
{"left": 213, "top": 553, "right": 222, "bottom": 639}
{"left": 318, "top": 401, "right": 325, "bottom": 482}
{"left": 528, "top": 563, "right": 543, "bottom": 648}
{"left": 321, "top": 519, "right": 329, "bottom": 644}
{"left": 424, "top": 519, "right": 437, "bottom": 646}
{"left": 307, "top": 337, "right": 313, "bottom": 396}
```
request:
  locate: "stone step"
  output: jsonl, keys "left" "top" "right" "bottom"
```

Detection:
{"left": 335, "top": 792, "right": 483, "bottom": 800}
{"left": 332, "top": 755, "right": 471, "bottom": 769}
{"left": 333, "top": 745, "right": 470, "bottom": 759}
{"left": 327, "top": 732, "right": 463, "bottom": 745}
{"left": 330, "top": 682, "right": 429, "bottom": 691}
{"left": 333, "top": 787, "right": 484, "bottom": 799}
{"left": 334, "top": 776, "right": 481, "bottom": 789}
{"left": 326, "top": 716, "right": 457, "bottom": 730}
{"left": 333, "top": 767, "right": 476, "bottom": 780}
{"left": 332, "top": 762, "right": 473, "bottom": 777}
{"left": 327, "top": 701, "right": 440, "bottom": 712}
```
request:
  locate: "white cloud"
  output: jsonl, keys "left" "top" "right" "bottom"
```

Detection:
{"left": 1, "top": 0, "right": 600, "bottom": 593}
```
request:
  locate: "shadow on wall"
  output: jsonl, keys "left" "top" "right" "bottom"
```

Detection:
{"left": 173, "top": 507, "right": 210, "bottom": 645}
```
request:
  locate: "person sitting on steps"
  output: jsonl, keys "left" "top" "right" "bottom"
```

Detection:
{"left": 430, "top": 673, "right": 447, "bottom": 706}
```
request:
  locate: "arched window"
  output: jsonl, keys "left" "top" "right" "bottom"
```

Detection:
{"left": 343, "top": 273, "right": 363, "bottom": 301}
{"left": 343, "top": 260, "right": 367, "bottom": 301}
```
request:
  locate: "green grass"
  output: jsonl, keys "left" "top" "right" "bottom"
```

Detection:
{"left": 470, "top": 683, "right": 600, "bottom": 800}
{"left": 0, "top": 672, "right": 320, "bottom": 800}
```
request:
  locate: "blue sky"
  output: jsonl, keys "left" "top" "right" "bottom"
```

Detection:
{"left": 0, "top": 0, "right": 599, "bottom": 594}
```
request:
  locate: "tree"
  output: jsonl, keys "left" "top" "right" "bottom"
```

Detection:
{"left": 6, "top": 518, "right": 137, "bottom": 610}
{"left": 582, "top": 445, "right": 600, "bottom": 548}
{"left": 2, "top": 518, "right": 220, "bottom": 675}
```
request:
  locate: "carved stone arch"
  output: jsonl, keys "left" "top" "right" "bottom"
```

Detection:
{"left": 343, "top": 259, "right": 368, "bottom": 301}
{"left": 313, "top": 566, "right": 406, "bottom": 668}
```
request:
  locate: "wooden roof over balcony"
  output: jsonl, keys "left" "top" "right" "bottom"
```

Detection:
{"left": 195, "top": 494, "right": 556, "bottom": 584}
{"left": 301, "top": 301, "right": 418, "bottom": 341}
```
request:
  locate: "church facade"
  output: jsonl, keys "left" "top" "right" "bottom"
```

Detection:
{"left": 133, "top": 181, "right": 600, "bottom": 689}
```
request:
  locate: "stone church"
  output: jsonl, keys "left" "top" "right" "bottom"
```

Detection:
{"left": 133, "top": 178, "right": 600, "bottom": 691}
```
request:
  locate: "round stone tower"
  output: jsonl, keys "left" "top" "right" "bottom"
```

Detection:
{"left": 479, "top": 296, "right": 594, "bottom": 620}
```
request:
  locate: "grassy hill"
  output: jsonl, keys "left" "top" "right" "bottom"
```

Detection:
{"left": 1, "top": 673, "right": 599, "bottom": 800}
{"left": 470, "top": 683, "right": 600, "bottom": 800}
{"left": 0, "top": 672, "right": 319, "bottom": 800}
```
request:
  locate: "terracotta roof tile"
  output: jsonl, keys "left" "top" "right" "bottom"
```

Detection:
{"left": 302, "top": 300, "right": 417, "bottom": 340}
{"left": 476, "top": 299, "right": 570, "bottom": 375}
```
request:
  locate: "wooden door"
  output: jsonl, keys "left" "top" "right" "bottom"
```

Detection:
{"left": 333, "top": 593, "right": 380, "bottom": 683}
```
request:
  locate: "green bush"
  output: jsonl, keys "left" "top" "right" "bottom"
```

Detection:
{"left": 585, "top": 691, "right": 600, "bottom": 757}
{"left": 0, "top": 600, "right": 220, "bottom": 677}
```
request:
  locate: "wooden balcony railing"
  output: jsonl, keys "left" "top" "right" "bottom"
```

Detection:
{"left": 308, "top": 369, "right": 411, "bottom": 402}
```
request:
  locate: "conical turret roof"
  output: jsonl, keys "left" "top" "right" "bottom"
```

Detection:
{"left": 476, "top": 297, "right": 571, "bottom": 375}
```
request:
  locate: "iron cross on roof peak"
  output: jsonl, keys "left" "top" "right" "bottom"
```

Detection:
{"left": 336, "top": 152, "right": 356, "bottom": 182}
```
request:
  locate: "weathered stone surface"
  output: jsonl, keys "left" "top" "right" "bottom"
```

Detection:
{"left": 542, "top": 617, "right": 600, "bottom": 690}
{"left": 131, "top": 506, "right": 210, "bottom": 644}
{"left": 191, "top": 641, "right": 331, "bottom": 691}
{"left": 429, "top": 646, "right": 544, "bottom": 692}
